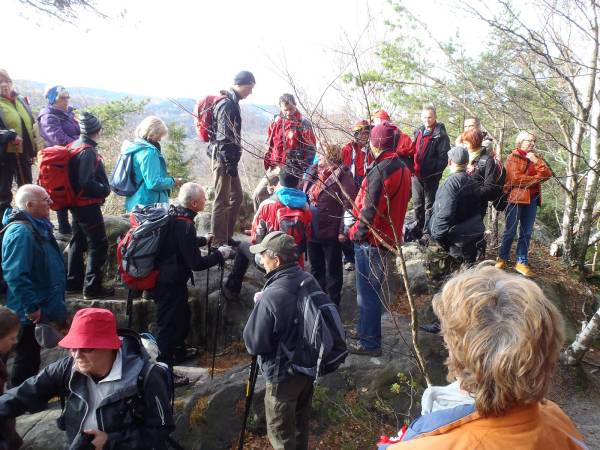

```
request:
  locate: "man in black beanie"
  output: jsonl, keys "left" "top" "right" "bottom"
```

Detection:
{"left": 209, "top": 70, "right": 255, "bottom": 248}
{"left": 66, "top": 111, "right": 114, "bottom": 299}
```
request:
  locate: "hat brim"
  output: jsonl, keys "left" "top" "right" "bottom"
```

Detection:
{"left": 59, "top": 334, "right": 121, "bottom": 350}
{"left": 249, "top": 242, "right": 267, "bottom": 254}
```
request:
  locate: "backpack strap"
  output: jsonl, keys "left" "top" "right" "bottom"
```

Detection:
{"left": 0, "top": 219, "right": 44, "bottom": 244}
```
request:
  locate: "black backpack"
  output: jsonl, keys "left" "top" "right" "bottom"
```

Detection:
{"left": 476, "top": 154, "right": 507, "bottom": 211}
{"left": 289, "top": 273, "right": 348, "bottom": 380}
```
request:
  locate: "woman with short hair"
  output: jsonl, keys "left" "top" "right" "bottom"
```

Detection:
{"left": 0, "top": 69, "right": 37, "bottom": 220}
{"left": 496, "top": 131, "right": 552, "bottom": 277}
{"left": 121, "top": 116, "right": 176, "bottom": 211}
{"left": 385, "top": 267, "right": 585, "bottom": 449}
{"left": 37, "top": 85, "right": 80, "bottom": 236}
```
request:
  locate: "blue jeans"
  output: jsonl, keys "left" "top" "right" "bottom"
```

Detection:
{"left": 499, "top": 197, "right": 538, "bottom": 264}
{"left": 354, "top": 243, "right": 390, "bottom": 350}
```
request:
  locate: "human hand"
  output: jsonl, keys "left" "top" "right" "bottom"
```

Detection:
{"left": 207, "top": 234, "right": 214, "bottom": 249}
{"left": 526, "top": 152, "right": 538, "bottom": 164}
{"left": 338, "top": 233, "right": 347, "bottom": 243}
{"left": 217, "top": 245, "right": 234, "bottom": 259}
{"left": 173, "top": 177, "right": 184, "bottom": 188}
{"left": 13, "top": 135, "right": 22, "bottom": 146}
{"left": 83, "top": 429, "right": 108, "bottom": 450}
{"left": 27, "top": 309, "right": 41, "bottom": 324}
{"left": 253, "top": 291, "right": 263, "bottom": 304}
{"left": 266, "top": 184, "right": 275, "bottom": 195}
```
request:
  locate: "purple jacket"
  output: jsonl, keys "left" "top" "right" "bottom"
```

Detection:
{"left": 37, "top": 106, "right": 80, "bottom": 146}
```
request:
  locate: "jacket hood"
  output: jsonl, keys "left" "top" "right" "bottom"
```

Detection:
{"left": 121, "top": 138, "right": 158, "bottom": 155}
{"left": 36, "top": 105, "right": 74, "bottom": 121}
{"left": 1, "top": 209, "right": 48, "bottom": 236}
{"left": 275, "top": 187, "right": 308, "bottom": 208}
{"left": 418, "top": 122, "right": 448, "bottom": 139}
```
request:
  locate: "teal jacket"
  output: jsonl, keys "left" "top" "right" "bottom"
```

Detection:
{"left": 1, "top": 209, "right": 67, "bottom": 325}
{"left": 123, "top": 138, "right": 175, "bottom": 212}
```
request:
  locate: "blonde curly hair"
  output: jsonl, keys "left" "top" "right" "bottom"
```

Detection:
{"left": 433, "top": 266, "right": 564, "bottom": 416}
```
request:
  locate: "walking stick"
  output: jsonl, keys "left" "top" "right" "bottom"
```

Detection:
{"left": 204, "top": 247, "right": 211, "bottom": 347}
{"left": 210, "top": 262, "right": 224, "bottom": 380}
{"left": 126, "top": 288, "right": 134, "bottom": 328}
{"left": 237, "top": 356, "right": 259, "bottom": 450}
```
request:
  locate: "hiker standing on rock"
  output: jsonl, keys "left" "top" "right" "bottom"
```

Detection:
{"left": 495, "top": 131, "right": 552, "bottom": 278}
{"left": 253, "top": 93, "right": 316, "bottom": 210}
{"left": 1, "top": 184, "right": 67, "bottom": 386}
{"left": 153, "top": 182, "right": 233, "bottom": 386}
{"left": 66, "top": 112, "right": 114, "bottom": 300}
{"left": 121, "top": 116, "right": 176, "bottom": 212}
{"left": 243, "top": 231, "right": 317, "bottom": 450}
{"left": 0, "top": 308, "right": 175, "bottom": 450}
{"left": 348, "top": 121, "right": 412, "bottom": 357}
{"left": 37, "top": 84, "right": 80, "bottom": 239}
{"left": 209, "top": 71, "right": 255, "bottom": 248}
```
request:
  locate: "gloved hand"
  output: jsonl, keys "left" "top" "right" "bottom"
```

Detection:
{"left": 217, "top": 245, "right": 234, "bottom": 260}
{"left": 253, "top": 291, "right": 263, "bottom": 304}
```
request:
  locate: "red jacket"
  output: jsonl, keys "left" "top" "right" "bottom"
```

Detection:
{"left": 341, "top": 141, "right": 371, "bottom": 178}
{"left": 349, "top": 151, "right": 412, "bottom": 247}
{"left": 250, "top": 188, "right": 312, "bottom": 266}
{"left": 263, "top": 111, "right": 316, "bottom": 170}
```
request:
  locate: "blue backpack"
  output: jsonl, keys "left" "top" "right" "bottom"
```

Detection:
{"left": 110, "top": 148, "right": 140, "bottom": 196}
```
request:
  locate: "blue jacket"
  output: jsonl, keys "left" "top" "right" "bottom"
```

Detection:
{"left": 123, "top": 139, "right": 175, "bottom": 212}
{"left": 1, "top": 209, "right": 67, "bottom": 324}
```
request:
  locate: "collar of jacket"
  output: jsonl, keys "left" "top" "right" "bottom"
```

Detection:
{"left": 3, "top": 208, "right": 53, "bottom": 238}
{"left": 227, "top": 88, "right": 241, "bottom": 103}
{"left": 263, "top": 262, "right": 300, "bottom": 282}
{"left": 169, "top": 204, "right": 197, "bottom": 220}
{"left": 418, "top": 122, "right": 446, "bottom": 139}
{"left": 73, "top": 135, "right": 98, "bottom": 147}
{"left": 512, "top": 148, "right": 529, "bottom": 159}
{"left": 370, "top": 149, "right": 397, "bottom": 166}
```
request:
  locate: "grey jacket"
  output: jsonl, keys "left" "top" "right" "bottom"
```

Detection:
{"left": 0, "top": 336, "right": 174, "bottom": 450}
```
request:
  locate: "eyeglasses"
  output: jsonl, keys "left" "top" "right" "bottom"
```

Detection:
{"left": 58, "top": 95, "right": 70, "bottom": 100}
{"left": 33, "top": 197, "right": 52, "bottom": 204}
{"left": 70, "top": 348, "right": 95, "bottom": 354}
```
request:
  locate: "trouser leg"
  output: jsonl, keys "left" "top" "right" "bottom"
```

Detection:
{"left": 227, "top": 171, "right": 243, "bottom": 240}
{"left": 225, "top": 242, "right": 252, "bottom": 293}
{"left": 411, "top": 177, "right": 425, "bottom": 236}
{"left": 10, "top": 324, "right": 41, "bottom": 387}
{"left": 70, "top": 205, "right": 108, "bottom": 291}
{"left": 153, "top": 283, "right": 190, "bottom": 367}
{"left": 323, "top": 241, "right": 343, "bottom": 306}
{"left": 422, "top": 177, "right": 441, "bottom": 234}
{"left": 308, "top": 241, "right": 326, "bottom": 292}
{"left": 499, "top": 203, "right": 520, "bottom": 261}
{"left": 56, "top": 209, "right": 72, "bottom": 234}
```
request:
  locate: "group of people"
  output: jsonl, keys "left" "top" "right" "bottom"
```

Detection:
{"left": 0, "top": 65, "right": 585, "bottom": 450}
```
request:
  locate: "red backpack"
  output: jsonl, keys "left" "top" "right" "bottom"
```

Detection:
{"left": 194, "top": 94, "right": 227, "bottom": 142}
{"left": 37, "top": 143, "right": 98, "bottom": 210}
{"left": 275, "top": 205, "right": 311, "bottom": 256}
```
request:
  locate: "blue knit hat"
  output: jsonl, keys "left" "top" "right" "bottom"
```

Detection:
{"left": 234, "top": 71, "right": 256, "bottom": 86}
{"left": 44, "top": 85, "right": 67, "bottom": 105}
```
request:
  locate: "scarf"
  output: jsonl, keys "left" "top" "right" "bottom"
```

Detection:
{"left": 309, "top": 167, "right": 332, "bottom": 204}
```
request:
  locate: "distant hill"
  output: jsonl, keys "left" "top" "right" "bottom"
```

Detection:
{"left": 14, "top": 80, "right": 277, "bottom": 138}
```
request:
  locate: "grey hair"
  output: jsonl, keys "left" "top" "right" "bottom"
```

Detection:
{"left": 279, "top": 93, "right": 296, "bottom": 106}
{"left": 15, "top": 184, "right": 46, "bottom": 210}
{"left": 465, "top": 116, "right": 481, "bottom": 127}
{"left": 135, "top": 116, "right": 168, "bottom": 142}
{"left": 264, "top": 248, "right": 297, "bottom": 265}
{"left": 515, "top": 130, "right": 535, "bottom": 149}
{"left": 423, "top": 105, "right": 437, "bottom": 116}
{"left": 177, "top": 182, "right": 204, "bottom": 208}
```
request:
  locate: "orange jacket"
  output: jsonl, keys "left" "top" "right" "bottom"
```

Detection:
{"left": 388, "top": 401, "right": 586, "bottom": 450}
{"left": 504, "top": 149, "right": 552, "bottom": 205}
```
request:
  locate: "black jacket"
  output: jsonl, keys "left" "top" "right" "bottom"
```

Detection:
{"left": 155, "top": 204, "right": 223, "bottom": 285}
{"left": 69, "top": 136, "right": 110, "bottom": 200}
{"left": 0, "top": 336, "right": 174, "bottom": 450}
{"left": 470, "top": 149, "right": 498, "bottom": 216}
{"left": 209, "top": 89, "right": 242, "bottom": 168}
{"left": 413, "top": 122, "right": 451, "bottom": 180}
{"left": 429, "top": 171, "right": 483, "bottom": 246}
{"left": 243, "top": 263, "right": 308, "bottom": 383}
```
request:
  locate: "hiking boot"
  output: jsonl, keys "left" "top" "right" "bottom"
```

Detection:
{"left": 344, "top": 262, "right": 355, "bottom": 271}
{"left": 83, "top": 286, "right": 116, "bottom": 300}
{"left": 173, "top": 373, "right": 190, "bottom": 387}
{"left": 348, "top": 342, "right": 382, "bottom": 357}
{"left": 495, "top": 258, "right": 507, "bottom": 270}
{"left": 515, "top": 262, "right": 535, "bottom": 278}
{"left": 227, "top": 238, "right": 241, "bottom": 248}
{"left": 419, "top": 322, "right": 441, "bottom": 334}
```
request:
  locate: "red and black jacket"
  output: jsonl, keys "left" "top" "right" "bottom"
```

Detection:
{"left": 349, "top": 151, "right": 412, "bottom": 247}
{"left": 263, "top": 111, "right": 316, "bottom": 170}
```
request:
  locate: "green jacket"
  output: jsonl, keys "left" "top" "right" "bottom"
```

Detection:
{"left": 0, "top": 94, "right": 37, "bottom": 156}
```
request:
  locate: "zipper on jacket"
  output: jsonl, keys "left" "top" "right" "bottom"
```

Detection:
{"left": 68, "top": 370, "right": 89, "bottom": 434}
{"left": 155, "top": 395, "right": 166, "bottom": 426}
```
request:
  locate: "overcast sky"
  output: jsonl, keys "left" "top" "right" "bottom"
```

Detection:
{"left": 5, "top": 0, "right": 488, "bottom": 106}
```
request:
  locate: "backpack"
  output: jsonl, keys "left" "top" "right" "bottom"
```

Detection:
{"left": 117, "top": 203, "right": 173, "bottom": 291}
{"left": 194, "top": 94, "right": 227, "bottom": 142}
{"left": 37, "top": 143, "right": 93, "bottom": 210}
{"left": 476, "top": 153, "right": 507, "bottom": 211}
{"left": 110, "top": 146, "right": 140, "bottom": 196}
{"left": 289, "top": 273, "right": 348, "bottom": 379}
{"left": 275, "top": 204, "right": 310, "bottom": 255}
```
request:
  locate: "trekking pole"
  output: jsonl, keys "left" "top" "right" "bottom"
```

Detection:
{"left": 126, "top": 288, "right": 134, "bottom": 328}
{"left": 210, "top": 262, "right": 225, "bottom": 380}
{"left": 204, "top": 247, "right": 211, "bottom": 347}
{"left": 237, "top": 356, "right": 259, "bottom": 450}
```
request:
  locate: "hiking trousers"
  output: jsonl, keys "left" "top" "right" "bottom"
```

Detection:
{"left": 265, "top": 374, "right": 314, "bottom": 450}
{"left": 308, "top": 239, "right": 343, "bottom": 306}
{"left": 211, "top": 161, "right": 243, "bottom": 246}
{"left": 0, "top": 153, "right": 32, "bottom": 217}
{"left": 11, "top": 323, "right": 40, "bottom": 387}
{"left": 67, "top": 204, "right": 108, "bottom": 291}
{"left": 153, "top": 282, "right": 190, "bottom": 367}
{"left": 412, "top": 175, "right": 441, "bottom": 236}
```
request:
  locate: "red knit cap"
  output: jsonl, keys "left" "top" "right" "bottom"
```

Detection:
{"left": 371, "top": 109, "right": 390, "bottom": 121}
{"left": 59, "top": 308, "right": 121, "bottom": 350}
{"left": 370, "top": 121, "right": 396, "bottom": 152}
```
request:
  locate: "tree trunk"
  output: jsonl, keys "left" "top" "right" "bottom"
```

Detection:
{"left": 561, "top": 307, "right": 600, "bottom": 365}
